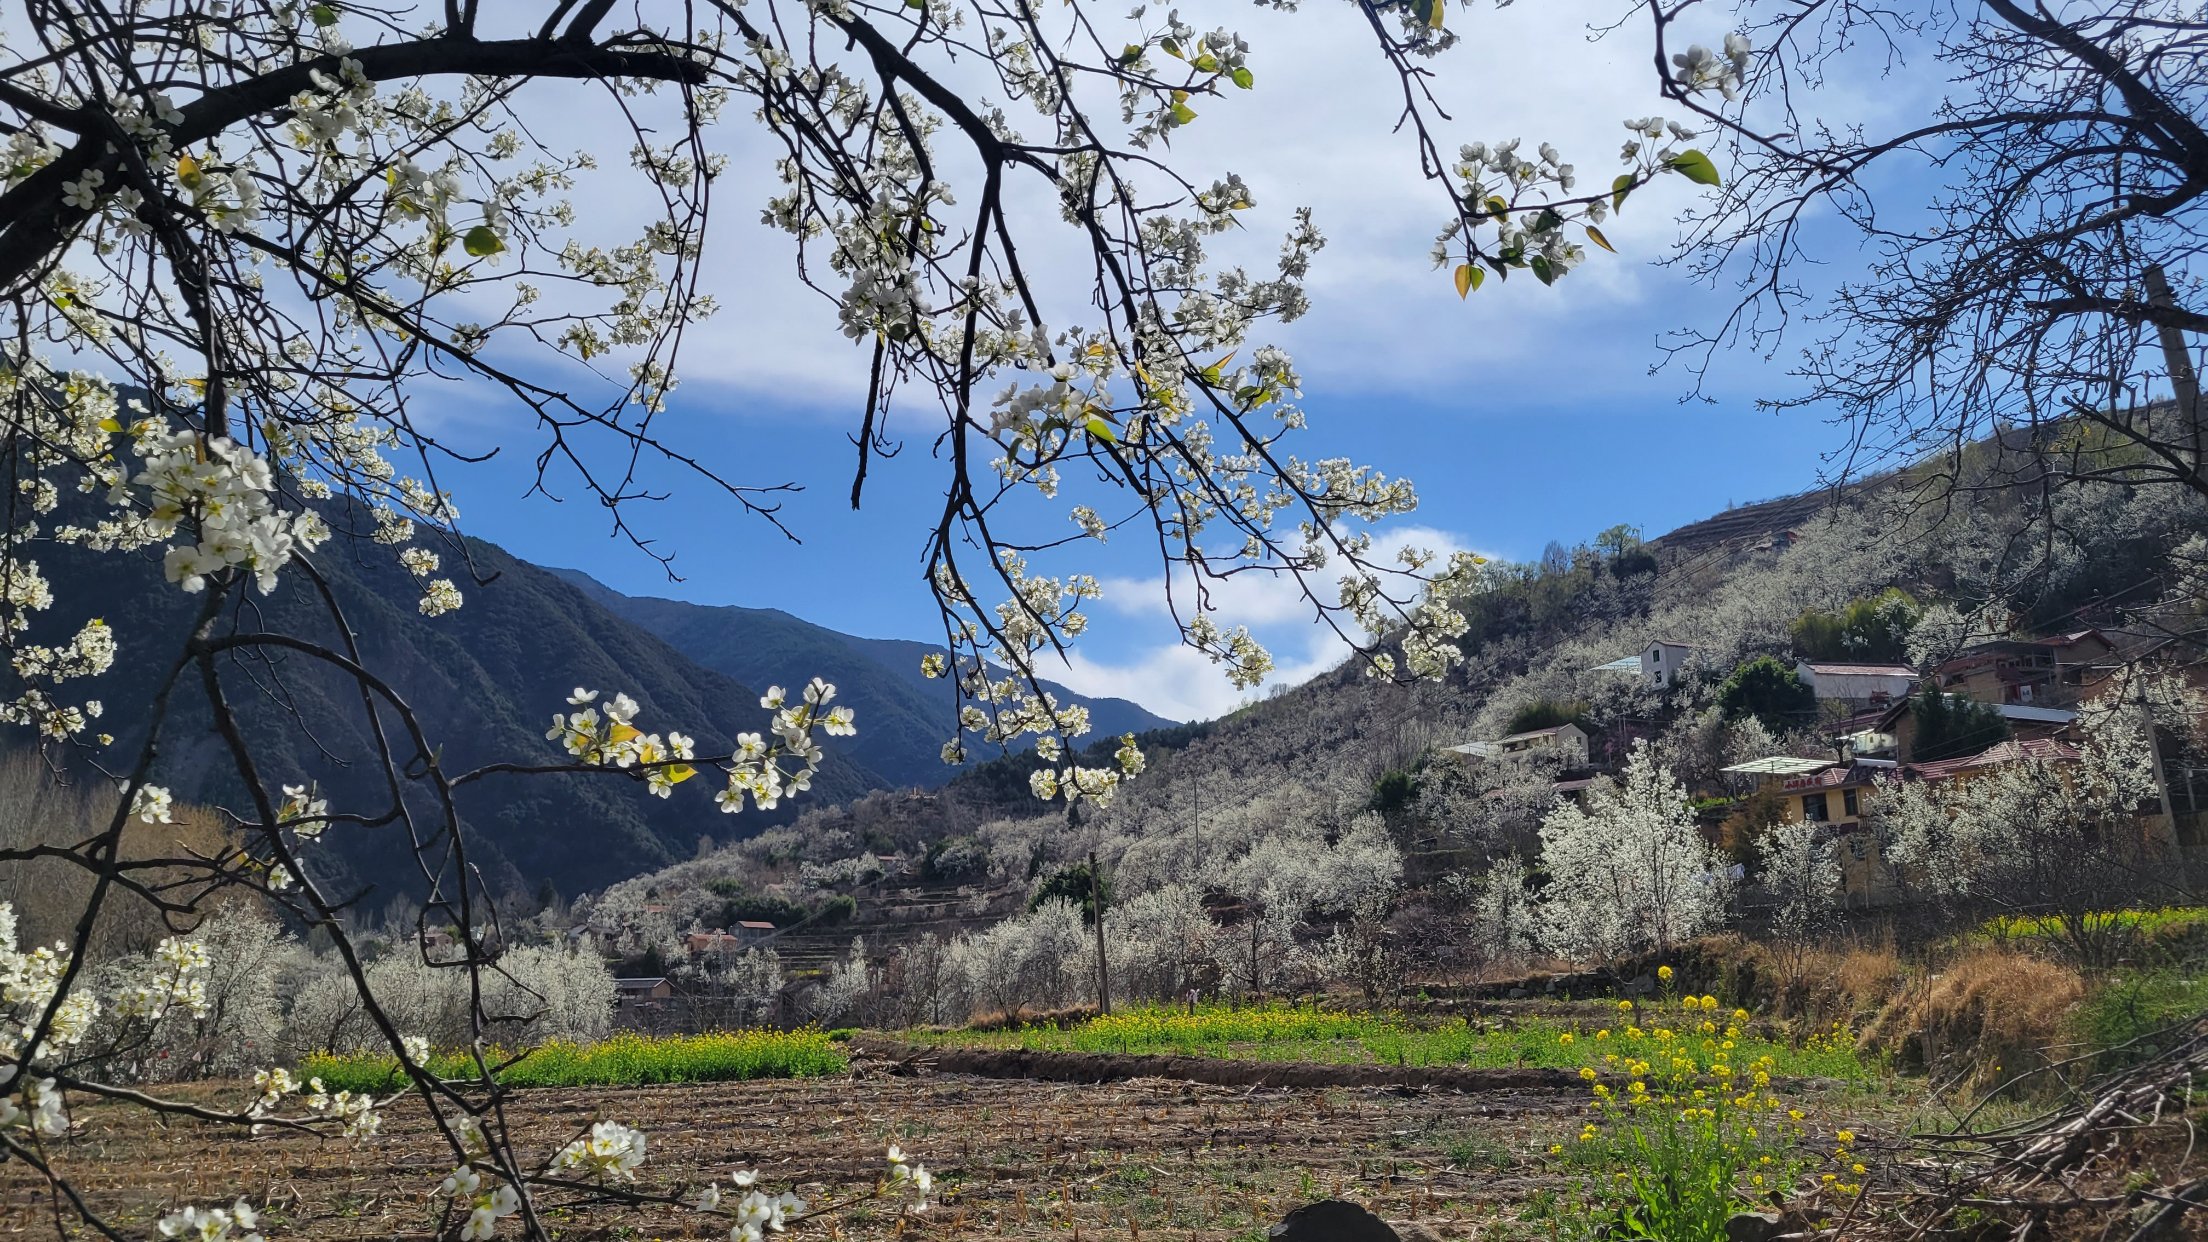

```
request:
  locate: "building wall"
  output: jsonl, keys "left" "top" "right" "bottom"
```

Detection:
{"left": 1800, "top": 668, "right": 1916, "bottom": 702}
{"left": 1770, "top": 777, "right": 1898, "bottom": 908}
{"left": 1642, "top": 643, "right": 1695, "bottom": 687}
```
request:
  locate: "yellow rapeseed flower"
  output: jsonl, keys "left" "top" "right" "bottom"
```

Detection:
{"left": 1658, "top": 965, "right": 1673, "bottom": 981}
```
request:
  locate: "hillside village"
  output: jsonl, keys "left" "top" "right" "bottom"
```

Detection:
{"left": 498, "top": 463, "right": 2208, "bottom": 1036}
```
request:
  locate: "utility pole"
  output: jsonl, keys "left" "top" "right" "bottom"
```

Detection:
{"left": 1088, "top": 849, "right": 1111, "bottom": 1015}
{"left": 2135, "top": 674, "right": 2182, "bottom": 858}
{"left": 2144, "top": 263, "right": 2205, "bottom": 487}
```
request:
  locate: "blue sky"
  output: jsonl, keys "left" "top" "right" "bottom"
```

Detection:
{"left": 426, "top": 1, "right": 1934, "bottom": 721}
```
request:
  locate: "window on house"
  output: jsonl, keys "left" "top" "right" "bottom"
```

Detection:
{"left": 1804, "top": 792, "right": 1830, "bottom": 822}
{"left": 1842, "top": 788, "right": 1859, "bottom": 817}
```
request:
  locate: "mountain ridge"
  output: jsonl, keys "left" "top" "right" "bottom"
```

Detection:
{"left": 545, "top": 567, "right": 1177, "bottom": 789}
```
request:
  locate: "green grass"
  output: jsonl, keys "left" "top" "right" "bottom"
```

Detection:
{"left": 903, "top": 1001, "right": 1873, "bottom": 1081}
{"left": 1982, "top": 906, "right": 2208, "bottom": 963}
{"left": 300, "top": 1029, "right": 848, "bottom": 1093}
{"left": 2076, "top": 968, "right": 2208, "bottom": 1068}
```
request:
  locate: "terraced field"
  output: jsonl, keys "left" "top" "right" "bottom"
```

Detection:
{"left": 4, "top": 1072, "right": 1602, "bottom": 1240}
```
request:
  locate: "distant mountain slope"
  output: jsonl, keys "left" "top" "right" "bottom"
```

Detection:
{"left": 25, "top": 507, "right": 886, "bottom": 903}
{"left": 547, "top": 569, "right": 1176, "bottom": 788}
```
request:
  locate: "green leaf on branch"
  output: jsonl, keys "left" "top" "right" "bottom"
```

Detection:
{"left": 462, "top": 225, "right": 504, "bottom": 257}
{"left": 1170, "top": 101, "right": 1198, "bottom": 126}
{"left": 1666, "top": 149, "right": 1722, "bottom": 186}
{"left": 1612, "top": 173, "right": 1634, "bottom": 213}
{"left": 1231, "top": 66, "right": 1254, "bottom": 89}
{"left": 1121, "top": 44, "right": 1145, "bottom": 65}
{"left": 311, "top": 4, "right": 338, "bottom": 26}
{"left": 1422, "top": 0, "right": 1445, "bottom": 29}
{"left": 1483, "top": 195, "right": 1509, "bottom": 221}
{"left": 1193, "top": 53, "right": 1219, "bottom": 72}
{"left": 1160, "top": 37, "right": 1183, "bottom": 59}
{"left": 1085, "top": 417, "right": 1118, "bottom": 443}
{"left": 1585, "top": 225, "right": 1615, "bottom": 254}
{"left": 1454, "top": 263, "right": 1474, "bottom": 298}
{"left": 1530, "top": 255, "right": 1557, "bottom": 286}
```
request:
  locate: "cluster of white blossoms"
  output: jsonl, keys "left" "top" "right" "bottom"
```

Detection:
{"left": 0, "top": 908, "right": 219, "bottom": 1148}
{"left": 548, "top": 679, "right": 851, "bottom": 811}
{"left": 398, "top": 546, "right": 464, "bottom": 617}
{"left": 111, "top": 937, "right": 211, "bottom": 1020}
{"left": 553, "top": 1119, "right": 649, "bottom": 1182}
{"left": 246, "top": 1062, "right": 384, "bottom": 1138}
{"left": 1026, "top": 732, "right": 1147, "bottom": 808}
{"left": 885, "top": 1143, "right": 934, "bottom": 1205}
{"left": 1, "top": 902, "right": 107, "bottom": 1061}
{"left": 440, "top": 1165, "right": 522, "bottom": 1241}
{"left": 695, "top": 1167, "right": 810, "bottom": 1242}
{"left": 1672, "top": 34, "right": 1754, "bottom": 100}
{"left": 155, "top": 1201, "right": 264, "bottom": 1242}
{"left": 0, "top": 1076, "right": 65, "bottom": 1138}
{"left": 132, "top": 428, "right": 333, "bottom": 593}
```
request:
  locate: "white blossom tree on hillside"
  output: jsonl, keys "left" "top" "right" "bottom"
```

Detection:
{"left": 1537, "top": 743, "right": 1730, "bottom": 964}
{"left": 1754, "top": 820, "right": 1838, "bottom": 988}
{"left": 1880, "top": 699, "right": 2174, "bottom": 965}
{"left": 0, "top": 0, "right": 1748, "bottom": 1235}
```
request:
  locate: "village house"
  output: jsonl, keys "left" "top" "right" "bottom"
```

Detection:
{"left": 1446, "top": 722, "right": 1590, "bottom": 766}
{"left": 1722, "top": 756, "right": 1897, "bottom": 908}
{"left": 613, "top": 977, "right": 674, "bottom": 1023}
{"left": 1932, "top": 630, "right": 2116, "bottom": 707}
{"left": 1794, "top": 660, "right": 1917, "bottom": 707}
{"left": 1868, "top": 694, "right": 2076, "bottom": 762}
{"left": 682, "top": 928, "right": 742, "bottom": 957}
{"left": 1641, "top": 640, "right": 1702, "bottom": 688}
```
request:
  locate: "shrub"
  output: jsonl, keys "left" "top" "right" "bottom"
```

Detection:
{"left": 716, "top": 890, "right": 813, "bottom": 928}
{"left": 1715, "top": 655, "right": 1815, "bottom": 729}
{"left": 1029, "top": 862, "right": 1109, "bottom": 923}
{"left": 1910, "top": 691, "right": 2009, "bottom": 763}
{"left": 1791, "top": 588, "right": 1921, "bottom": 662}
{"left": 1506, "top": 698, "right": 1589, "bottom": 737}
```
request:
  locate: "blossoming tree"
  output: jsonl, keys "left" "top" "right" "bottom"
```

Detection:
{"left": 0, "top": 0, "right": 1746, "bottom": 1235}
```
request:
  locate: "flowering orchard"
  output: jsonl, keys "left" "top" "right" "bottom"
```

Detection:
{"left": 0, "top": 0, "right": 1752, "bottom": 1237}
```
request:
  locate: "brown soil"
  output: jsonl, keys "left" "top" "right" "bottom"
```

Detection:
{"left": 0, "top": 1071, "right": 1595, "bottom": 1240}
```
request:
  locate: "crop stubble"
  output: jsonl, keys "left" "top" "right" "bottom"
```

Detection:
{"left": 0, "top": 1071, "right": 1588, "bottom": 1239}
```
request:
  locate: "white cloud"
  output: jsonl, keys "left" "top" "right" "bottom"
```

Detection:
{"left": 1053, "top": 523, "right": 1488, "bottom": 721}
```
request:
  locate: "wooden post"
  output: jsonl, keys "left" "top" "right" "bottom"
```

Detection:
{"left": 2144, "top": 263, "right": 2205, "bottom": 487}
{"left": 1088, "top": 849, "right": 1111, "bottom": 1015}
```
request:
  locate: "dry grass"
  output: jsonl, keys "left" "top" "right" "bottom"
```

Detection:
{"left": 1861, "top": 948, "right": 2087, "bottom": 1095}
{"left": 0, "top": 1069, "right": 1897, "bottom": 1240}
{"left": 1614, "top": 934, "right": 1905, "bottom": 1025}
